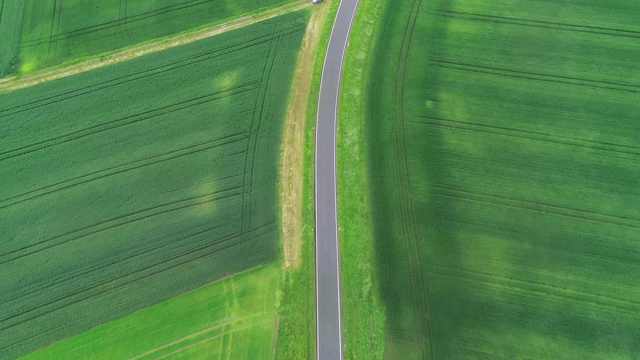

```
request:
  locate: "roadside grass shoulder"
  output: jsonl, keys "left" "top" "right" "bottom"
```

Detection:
{"left": 336, "top": 0, "right": 385, "bottom": 358}
{"left": 20, "top": 265, "right": 280, "bottom": 360}
{"left": 274, "top": 1, "right": 339, "bottom": 358}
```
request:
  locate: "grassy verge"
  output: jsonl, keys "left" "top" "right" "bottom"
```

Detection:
{"left": 336, "top": 0, "right": 386, "bottom": 358}
{"left": 21, "top": 265, "right": 280, "bottom": 360}
{"left": 274, "top": 0, "right": 339, "bottom": 358}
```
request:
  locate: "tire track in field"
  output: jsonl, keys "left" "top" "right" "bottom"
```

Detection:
{"left": 0, "top": 211, "right": 235, "bottom": 306}
{"left": 436, "top": 215, "right": 640, "bottom": 267}
{"left": 0, "top": 222, "right": 277, "bottom": 337}
{"left": 53, "top": 0, "right": 64, "bottom": 55}
{"left": 0, "top": 0, "right": 5, "bottom": 26}
{"left": 0, "top": 187, "right": 242, "bottom": 265}
{"left": 0, "top": 82, "right": 257, "bottom": 162}
{"left": 429, "top": 263, "right": 640, "bottom": 315}
{"left": 399, "top": 0, "right": 437, "bottom": 358}
{"left": 432, "top": 184, "right": 640, "bottom": 228}
{"left": 46, "top": 0, "right": 58, "bottom": 57}
{"left": 391, "top": 0, "right": 430, "bottom": 355}
{"left": 0, "top": 2, "right": 310, "bottom": 94}
{"left": 21, "top": 0, "right": 231, "bottom": 48}
{"left": 432, "top": 9, "right": 640, "bottom": 40}
{"left": 411, "top": 116, "right": 640, "bottom": 158}
{"left": 241, "top": 36, "right": 274, "bottom": 232}
{"left": 430, "top": 59, "right": 640, "bottom": 94}
{"left": 241, "top": 26, "right": 285, "bottom": 232}
{"left": 0, "top": 32, "right": 280, "bottom": 117}
{"left": 0, "top": 132, "right": 247, "bottom": 210}
{"left": 130, "top": 318, "right": 233, "bottom": 360}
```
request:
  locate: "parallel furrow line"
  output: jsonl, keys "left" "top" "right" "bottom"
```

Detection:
{"left": 432, "top": 185, "right": 640, "bottom": 228}
{"left": 0, "top": 133, "right": 247, "bottom": 210}
{"left": 0, "top": 83, "right": 257, "bottom": 162}
{"left": 433, "top": 9, "right": 640, "bottom": 39}
{"left": 431, "top": 59, "right": 640, "bottom": 94}
{"left": 0, "top": 188, "right": 242, "bottom": 264}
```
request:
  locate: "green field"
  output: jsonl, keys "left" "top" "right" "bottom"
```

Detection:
{"left": 0, "top": 0, "right": 25, "bottom": 76}
{"left": 0, "top": 10, "right": 307, "bottom": 359}
{"left": 11, "top": 0, "right": 291, "bottom": 74}
{"left": 21, "top": 264, "right": 279, "bottom": 360}
{"left": 363, "top": 0, "right": 640, "bottom": 358}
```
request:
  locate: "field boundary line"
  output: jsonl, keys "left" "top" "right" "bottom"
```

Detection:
{"left": 0, "top": 0, "right": 311, "bottom": 93}
{"left": 129, "top": 318, "right": 235, "bottom": 360}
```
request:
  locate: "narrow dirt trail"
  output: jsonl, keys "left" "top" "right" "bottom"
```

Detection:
{"left": 0, "top": 0, "right": 310, "bottom": 93}
{"left": 279, "top": 3, "right": 331, "bottom": 269}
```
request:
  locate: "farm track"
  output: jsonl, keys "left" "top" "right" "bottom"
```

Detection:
{"left": 432, "top": 9, "right": 640, "bottom": 39}
{"left": 0, "top": 84, "right": 257, "bottom": 163}
{"left": 0, "top": 30, "right": 283, "bottom": 114}
{"left": 431, "top": 60, "right": 640, "bottom": 94}
{"left": 0, "top": 0, "right": 310, "bottom": 93}
{"left": 410, "top": 116, "right": 640, "bottom": 158}
{"left": 0, "top": 221, "right": 277, "bottom": 336}
{"left": 392, "top": 0, "right": 433, "bottom": 356}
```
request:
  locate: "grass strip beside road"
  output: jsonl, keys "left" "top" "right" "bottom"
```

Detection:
{"left": 336, "top": 0, "right": 386, "bottom": 358}
{"left": 274, "top": 0, "right": 339, "bottom": 358}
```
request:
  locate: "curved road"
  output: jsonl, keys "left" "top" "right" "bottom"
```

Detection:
{"left": 315, "top": 0, "right": 360, "bottom": 359}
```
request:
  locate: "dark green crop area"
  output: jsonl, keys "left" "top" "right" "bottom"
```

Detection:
{"left": 7, "top": 0, "right": 292, "bottom": 74}
{"left": 364, "top": 0, "right": 640, "bottom": 358}
{"left": 0, "top": 0, "right": 25, "bottom": 76}
{"left": 0, "top": 10, "right": 307, "bottom": 359}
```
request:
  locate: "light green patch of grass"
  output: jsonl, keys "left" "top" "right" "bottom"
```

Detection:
{"left": 20, "top": 265, "right": 280, "bottom": 360}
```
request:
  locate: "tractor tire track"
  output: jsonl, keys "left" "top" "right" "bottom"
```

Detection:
{"left": 0, "top": 222, "right": 277, "bottom": 336}
{"left": 0, "top": 133, "right": 247, "bottom": 210}
{"left": 411, "top": 115, "right": 640, "bottom": 158}
{"left": 0, "top": 82, "right": 257, "bottom": 162}
{"left": 432, "top": 9, "right": 640, "bottom": 40}
{"left": 0, "top": 188, "right": 242, "bottom": 264}
{"left": 432, "top": 184, "right": 640, "bottom": 228}
{"left": 431, "top": 59, "right": 640, "bottom": 94}
{"left": 1, "top": 33, "right": 279, "bottom": 116}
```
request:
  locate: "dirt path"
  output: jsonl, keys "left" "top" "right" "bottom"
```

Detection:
{"left": 0, "top": 0, "right": 310, "bottom": 93}
{"left": 279, "top": 3, "right": 331, "bottom": 269}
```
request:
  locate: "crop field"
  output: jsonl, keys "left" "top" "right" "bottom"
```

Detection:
{"left": 0, "top": 0, "right": 25, "bottom": 76}
{"left": 364, "top": 0, "right": 640, "bottom": 358}
{"left": 22, "top": 265, "right": 279, "bottom": 360}
{"left": 12, "top": 0, "right": 291, "bottom": 74}
{"left": 0, "top": 10, "right": 307, "bottom": 359}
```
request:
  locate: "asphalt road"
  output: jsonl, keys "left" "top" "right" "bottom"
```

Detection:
{"left": 315, "top": 0, "right": 360, "bottom": 359}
